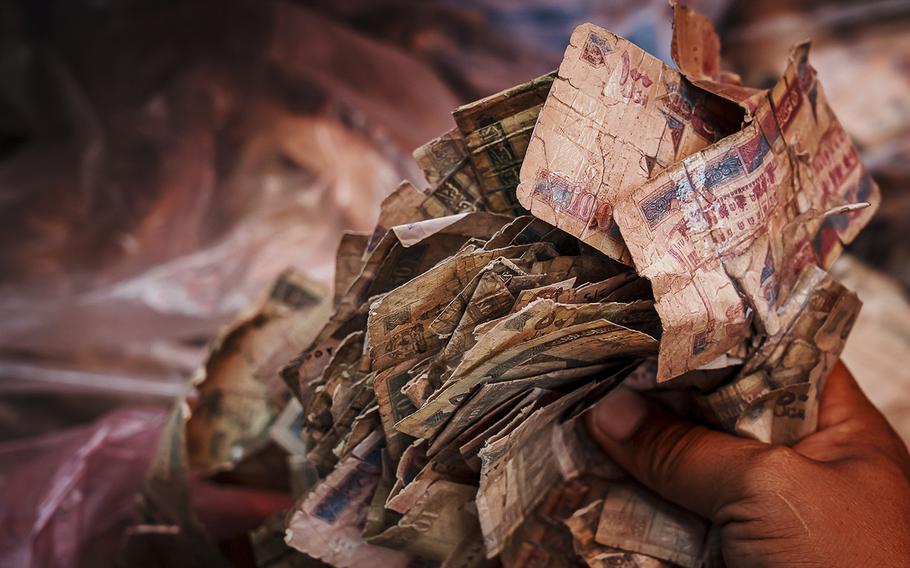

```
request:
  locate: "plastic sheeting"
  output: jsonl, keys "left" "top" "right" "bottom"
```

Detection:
{"left": 0, "top": 0, "right": 456, "bottom": 404}
{"left": 0, "top": 408, "right": 166, "bottom": 568}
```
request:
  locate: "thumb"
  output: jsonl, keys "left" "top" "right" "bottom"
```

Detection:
{"left": 817, "top": 361, "right": 892, "bottom": 432}
{"left": 800, "top": 360, "right": 910, "bottom": 472}
{"left": 586, "top": 385, "right": 775, "bottom": 522}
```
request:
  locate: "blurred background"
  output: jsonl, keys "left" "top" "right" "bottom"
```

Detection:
{"left": 0, "top": 0, "right": 907, "bottom": 565}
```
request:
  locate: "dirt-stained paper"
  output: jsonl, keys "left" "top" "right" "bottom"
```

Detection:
{"left": 520, "top": 16, "right": 878, "bottom": 381}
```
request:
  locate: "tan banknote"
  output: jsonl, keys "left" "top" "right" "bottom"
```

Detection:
{"left": 516, "top": 23, "right": 744, "bottom": 264}
{"left": 285, "top": 432, "right": 414, "bottom": 568}
{"left": 594, "top": 483, "right": 707, "bottom": 568}
{"left": 518, "top": 12, "right": 877, "bottom": 381}
{"left": 453, "top": 72, "right": 555, "bottom": 215}
{"left": 565, "top": 500, "right": 669, "bottom": 568}
{"left": 186, "top": 270, "right": 330, "bottom": 472}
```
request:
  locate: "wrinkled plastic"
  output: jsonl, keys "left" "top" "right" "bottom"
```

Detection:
{"left": 0, "top": 0, "right": 457, "bottom": 401}
{"left": 0, "top": 408, "right": 166, "bottom": 568}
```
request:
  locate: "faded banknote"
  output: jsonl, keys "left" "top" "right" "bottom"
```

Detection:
{"left": 518, "top": 16, "right": 878, "bottom": 380}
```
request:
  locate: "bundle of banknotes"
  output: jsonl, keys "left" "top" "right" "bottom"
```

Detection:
{"left": 132, "top": 4, "right": 880, "bottom": 568}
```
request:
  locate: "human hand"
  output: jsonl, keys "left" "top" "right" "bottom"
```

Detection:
{"left": 586, "top": 361, "right": 910, "bottom": 567}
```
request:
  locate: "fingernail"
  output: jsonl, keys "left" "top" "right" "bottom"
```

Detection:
{"left": 592, "top": 386, "right": 648, "bottom": 441}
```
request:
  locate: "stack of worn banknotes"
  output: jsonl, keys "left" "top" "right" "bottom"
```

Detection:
{"left": 128, "top": 5, "right": 880, "bottom": 567}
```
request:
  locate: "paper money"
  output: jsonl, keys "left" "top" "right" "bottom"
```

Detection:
{"left": 285, "top": 433, "right": 414, "bottom": 568}
{"left": 385, "top": 439, "right": 475, "bottom": 516}
{"left": 516, "top": 24, "right": 744, "bottom": 264}
{"left": 453, "top": 72, "right": 555, "bottom": 215}
{"left": 300, "top": 331, "right": 369, "bottom": 473}
{"left": 430, "top": 363, "right": 621, "bottom": 455}
{"left": 397, "top": 300, "right": 658, "bottom": 440}
{"left": 364, "top": 242, "right": 553, "bottom": 374}
{"left": 187, "top": 270, "right": 330, "bottom": 472}
{"left": 519, "top": 16, "right": 878, "bottom": 381}
{"left": 247, "top": 6, "right": 880, "bottom": 567}
{"left": 501, "top": 476, "right": 611, "bottom": 568}
{"left": 334, "top": 232, "right": 370, "bottom": 304}
{"left": 414, "top": 129, "right": 469, "bottom": 188}
{"left": 270, "top": 398, "right": 307, "bottom": 456}
{"left": 699, "top": 265, "right": 861, "bottom": 444}
{"left": 565, "top": 500, "right": 670, "bottom": 568}
{"left": 613, "top": 43, "right": 877, "bottom": 380}
{"left": 413, "top": 128, "right": 487, "bottom": 214}
{"left": 284, "top": 211, "right": 510, "bottom": 401}
{"left": 594, "top": 484, "right": 707, "bottom": 568}
{"left": 367, "top": 479, "right": 479, "bottom": 561}
{"left": 251, "top": 512, "right": 331, "bottom": 568}
{"left": 475, "top": 382, "right": 607, "bottom": 555}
